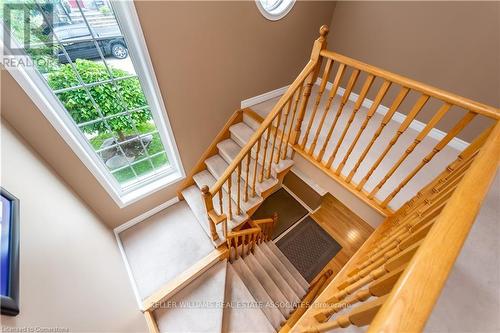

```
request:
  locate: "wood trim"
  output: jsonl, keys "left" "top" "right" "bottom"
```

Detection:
{"left": 280, "top": 270, "right": 333, "bottom": 333}
{"left": 320, "top": 50, "right": 500, "bottom": 119}
{"left": 141, "top": 247, "right": 229, "bottom": 312}
{"left": 367, "top": 121, "right": 500, "bottom": 333}
{"left": 144, "top": 310, "right": 160, "bottom": 333}
{"left": 290, "top": 216, "right": 395, "bottom": 331}
{"left": 176, "top": 110, "right": 244, "bottom": 198}
{"left": 209, "top": 59, "right": 317, "bottom": 195}
{"left": 293, "top": 147, "right": 393, "bottom": 217}
{"left": 243, "top": 107, "right": 265, "bottom": 123}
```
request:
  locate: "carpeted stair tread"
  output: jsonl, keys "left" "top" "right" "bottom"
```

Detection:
{"left": 229, "top": 123, "right": 294, "bottom": 176}
{"left": 181, "top": 185, "right": 225, "bottom": 246}
{"left": 259, "top": 242, "right": 307, "bottom": 298}
{"left": 231, "top": 258, "right": 285, "bottom": 329}
{"left": 243, "top": 253, "right": 293, "bottom": 317}
{"left": 217, "top": 138, "right": 279, "bottom": 196}
{"left": 267, "top": 241, "right": 309, "bottom": 290}
{"left": 193, "top": 170, "right": 248, "bottom": 229}
{"left": 222, "top": 264, "right": 274, "bottom": 333}
{"left": 205, "top": 154, "right": 263, "bottom": 212}
{"left": 243, "top": 113, "right": 262, "bottom": 131}
{"left": 254, "top": 245, "right": 300, "bottom": 306}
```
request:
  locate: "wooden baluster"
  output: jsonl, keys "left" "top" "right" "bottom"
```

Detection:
{"left": 337, "top": 80, "right": 392, "bottom": 176}
{"left": 259, "top": 125, "right": 271, "bottom": 182}
{"left": 316, "top": 68, "right": 361, "bottom": 163}
{"left": 315, "top": 265, "right": 405, "bottom": 323}
{"left": 241, "top": 235, "right": 245, "bottom": 258}
{"left": 291, "top": 75, "right": 315, "bottom": 148}
{"left": 353, "top": 217, "right": 436, "bottom": 277}
{"left": 271, "top": 212, "right": 278, "bottom": 240}
{"left": 290, "top": 25, "right": 329, "bottom": 149}
{"left": 227, "top": 237, "right": 233, "bottom": 260}
{"left": 276, "top": 100, "right": 292, "bottom": 163}
{"left": 357, "top": 94, "right": 430, "bottom": 193}
{"left": 390, "top": 149, "right": 479, "bottom": 222}
{"left": 338, "top": 231, "right": 426, "bottom": 291}
{"left": 302, "top": 295, "right": 388, "bottom": 333}
{"left": 218, "top": 190, "right": 223, "bottom": 215}
{"left": 309, "top": 64, "right": 347, "bottom": 157}
{"left": 234, "top": 236, "right": 239, "bottom": 259}
{"left": 201, "top": 186, "right": 219, "bottom": 241}
{"left": 389, "top": 177, "right": 461, "bottom": 233}
{"left": 387, "top": 154, "right": 473, "bottom": 227}
{"left": 244, "top": 153, "right": 250, "bottom": 202}
{"left": 300, "top": 58, "right": 334, "bottom": 150}
{"left": 327, "top": 74, "right": 375, "bottom": 169}
{"left": 382, "top": 178, "right": 462, "bottom": 237}
{"left": 267, "top": 112, "right": 282, "bottom": 179}
{"left": 328, "top": 241, "right": 420, "bottom": 304}
{"left": 237, "top": 162, "right": 242, "bottom": 215}
{"left": 367, "top": 103, "right": 452, "bottom": 196}
{"left": 221, "top": 222, "right": 227, "bottom": 241}
{"left": 346, "top": 87, "right": 410, "bottom": 184}
{"left": 251, "top": 232, "right": 257, "bottom": 252}
{"left": 227, "top": 177, "right": 233, "bottom": 220}
{"left": 381, "top": 111, "right": 476, "bottom": 207}
{"left": 365, "top": 200, "right": 445, "bottom": 258}
{"left": 252, "top": 140, "right": 261, "bottom": 196}
{"left": 284, "top": 84, "right": 303, "bottom": 159}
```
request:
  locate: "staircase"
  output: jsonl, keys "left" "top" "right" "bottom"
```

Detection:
{"left": 151, "top": 240, "right": 311, "bottom": 333}
{"left": 140, "top": 25, "right": 500, "bottom": 333}
{"left": 226, "top": 241, "right": 309, "bottom": 331}
{"left": 180, "top": 109, "right": 294, "bottom": 246}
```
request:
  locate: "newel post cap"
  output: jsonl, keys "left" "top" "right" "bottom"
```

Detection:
{"left": 319, "top": 25, "right": 329, "bottom": 38}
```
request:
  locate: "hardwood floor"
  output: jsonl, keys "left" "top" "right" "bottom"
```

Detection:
{"left": 309, "top": 193, "right": 374, "bottom": 284}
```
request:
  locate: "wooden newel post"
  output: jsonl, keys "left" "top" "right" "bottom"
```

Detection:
{"left": 291, "top": 25, "right": 329, "bottom": 148}
{"left": 201, "top": 185, "right": 219, "bottom": 241}
{"left": 271, "top": 212, "right": 279, "bottom": 240}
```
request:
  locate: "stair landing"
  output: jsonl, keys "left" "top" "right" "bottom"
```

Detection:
{"left": 118, "top": 201, "right": 214, "bottom": 301}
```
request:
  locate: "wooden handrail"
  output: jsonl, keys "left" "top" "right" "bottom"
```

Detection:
{"left": 209, "top": 60, "right": 317, "bottom": 195}
{"left": 208, "top": 26, "right": 330, "bottom": 196}
{"left": 176, "top": 109, "right": 244, "bottom": 198}
{"left": 367, "top": 121, "right": 500, "bottom": 332}
{"left": 320, "top": 50, "right": 500, "bottom": 119}
{"left": 141, "top": 247, "right": 229, "bottom": 312}
{"left": 280, "top": 270, "right": 334, "bottom": 333}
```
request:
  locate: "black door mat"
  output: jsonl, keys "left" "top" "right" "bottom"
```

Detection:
{"left": 251, "top": 188, "right": 308, "bottom": 239}
{"left": 276, "top": 217, "right": 342, "bottom": 282}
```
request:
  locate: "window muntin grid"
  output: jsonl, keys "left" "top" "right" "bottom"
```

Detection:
{"left": 2, "top": 0, "right": 174, "bottom": 190}
{"left": 255, "top": 0, "right": 295, "bottom": 20}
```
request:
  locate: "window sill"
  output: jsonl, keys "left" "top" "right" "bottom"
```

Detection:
{"left": 118, "top": 169, "right": 185, "bottom": 208}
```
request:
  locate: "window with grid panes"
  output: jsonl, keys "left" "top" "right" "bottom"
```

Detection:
{"left": 1, "top": 0, "right": 184, "bottom": 205}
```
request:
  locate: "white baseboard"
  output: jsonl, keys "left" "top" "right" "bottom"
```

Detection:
{"left": 113, "top": 196, "right": 180, "bottom": 309}
{"left": 240, "top": 85, "right": 290, "bottom": 109}
{"left": 315, "top": 78, "right": 469, "bottom": 151}
{"left": 240, "top": 81, "right": 470, "bottom": 152}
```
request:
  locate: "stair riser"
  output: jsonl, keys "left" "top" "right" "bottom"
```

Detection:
{"left": 217, "top": 145, "right": 279, "bottom": 198}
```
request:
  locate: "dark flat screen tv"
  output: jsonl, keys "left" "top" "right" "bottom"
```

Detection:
{"left": 1, "top": 187, "right": 20, "bottom": 316}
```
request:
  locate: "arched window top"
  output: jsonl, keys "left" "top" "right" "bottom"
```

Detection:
{"left": 256, "top": 0, "right": 296, "bottom": 21}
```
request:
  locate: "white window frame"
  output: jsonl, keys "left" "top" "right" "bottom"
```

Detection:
{"left": 255, "top": 0, "right": 296, "bottom": 21}
{"left": 0, "top": 0, "right": 185, "bottom": 208}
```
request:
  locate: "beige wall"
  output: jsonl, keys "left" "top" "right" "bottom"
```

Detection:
{"left": 327, "top": 1, "right": 499, "bottom": 140}
{"left": 0, "top": 121, "right": 146, "bottom": 332}
{"left": 0, "top": 1, "right": 335, "bottom": 228}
